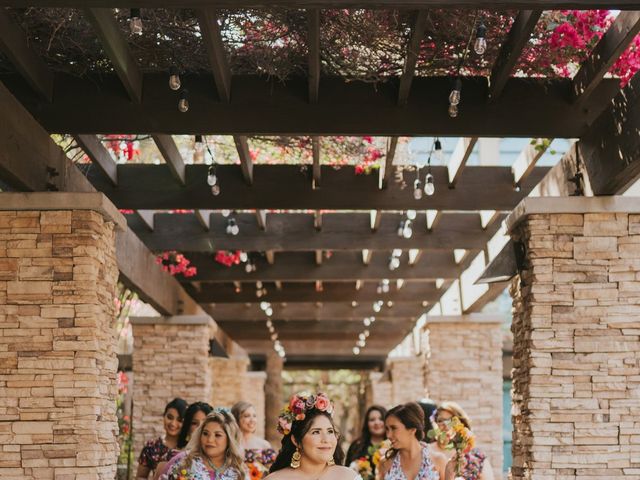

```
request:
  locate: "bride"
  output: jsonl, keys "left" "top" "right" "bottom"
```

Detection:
{"left": 264, "top": 392, "right": 360, "bottom": 480}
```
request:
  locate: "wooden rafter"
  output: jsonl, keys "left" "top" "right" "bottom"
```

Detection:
{"left": 362, "top": 249, "right": 373, "bottom": 265}
{"left": 183, "top": 251, "right": 463, "bottom": 282}
{"left": 234, "top": 135, "right": 254, "bottom": 185}
{"left": 136, "top": 210, "right": 155, "bottom": 231}
{"left": 572, "top": 10, "right": 640, "bottom": 103}
{"left": 511, "top": 138, "right": 550, "bottom": 185}
{"left": 307, "top": 8, "right": 320, "bottom": 103}
{"left": 371, "top": 210, "right": 382, "bottom": 231}
{"left": 0, "top": 9, "right": 53, "bottom": 100}
{"left": 312, "top": 137, "right": 321, "bottom": 188}
{"left": 488, "top": 10, "right": 542, "bottom": 101}
{"left": 255, "top": 209, "right": 267, "bottom": 230}
{"left": 83, "top": 8, "right": 143, "bottom": 103}
{"left": 87, "top": 164, "right": 548, "bottom": 210}
{"left": 447, "top": 137, "right": 478, "bottom": 187}
{"left": 195, "top": 209, "right": 213, "bottom": 230}
{"left": 74, "top": 135, "right": 118, "bottom": 186}
{"left": 265, "top": 250, "right": 276, "bottom": 264}
{"left": 315, "top": 250, "right": 323, "bottom": 265}
{"left": 130, "top": 211, "right": 506, "bottom": 251}
{"left": 2, "top": 74, "right": 620, "bottom": 137}
{"left": 398, "top": 10, "right": 429, "bottom": 106}
{"left": 196, "top": 8, "right": 231, "bottom": 102}
{"left": 153, "top": 134, "right": 186, "bottom": 185}
{"left": 382, "top": 137, "right": 399, "bottom": 188}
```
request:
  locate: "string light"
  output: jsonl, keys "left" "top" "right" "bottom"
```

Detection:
{"left": 226, "top": 217, "right": 239, "bottom": 236}
{"left": 474, "top": 19, "right": 487, "bottom": 55}
{"left": 178, "top": 89, "right": 189, "bottom": 113}
{"left": 433, "top": 139, "right": 444, "bottom": 163}
{"left": 129, "top": 8, "right": 143, "bottom": 35}
{"left": 194, "top": 135, "right": 204, "bottom": 153}
{"left": 424, "top": 172, "right": 435, "bottom": 196}
{"left": 413, "top": 177, "right": 423, "bottom": 200}
{"left": 168, "top": 65, "right": 181, "bottom": 90}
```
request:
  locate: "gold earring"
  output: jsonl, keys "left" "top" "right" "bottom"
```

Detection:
{"left": 291, "top": 448, "right": 301, "bottom": 469}
{"left": 328, "top": 458, "right": 335, "bottom": 466}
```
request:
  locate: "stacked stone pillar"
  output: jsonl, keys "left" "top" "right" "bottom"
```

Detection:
{"left": 0, "top": 193, "right": 123, "bottom": 479}
{"left": 264, "top": 351, "right": 283, "bottom": 446}
{"left": 131, "top": 316, "right": 216, "bottom": 458}
{"left": 507, "top": 198, "right": 640, "bottom": 479}
{"left": 209, "top": 356, "right": 250, "bottom": 408}
{"left": 424, "top": 316, "right": 504, "bottom": 479}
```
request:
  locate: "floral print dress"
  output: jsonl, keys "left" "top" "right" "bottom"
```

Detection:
{"left": 164, "top": 455, "right": 244, "bottom": 480}
{"left": 139, "top": 437, "right": 178, "bottom": 473}
{"left": 459, "top": 448, "right": 486, "bottom": 480}
{"left": 244, "top": 448, "right": 277, "bottom": 480}
{"left": 383, "top": 447, "right": 439, "bottom": 480}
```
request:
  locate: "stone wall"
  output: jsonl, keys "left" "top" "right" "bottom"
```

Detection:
{"left": 508, "top": 201, "right": 640, "bottom": 479}
{"left": 209, "top": 356, "right": 250, "bottom": 409}
{"left": 131, "top": 317, "right": 215, "bottom": 459}
{"left": 388, "top": 357, "right": 427, "bottom": 405}
{"left": 367, "top": 371, "right": 392, "bottom": 408}
{"left": 424, "top": 318, "right": 504, "bottom": 479}
{"left": 0, "top": 208, "right": 120, "bottom": 479}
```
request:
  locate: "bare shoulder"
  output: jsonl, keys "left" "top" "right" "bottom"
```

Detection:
{"left": 257, "top": 437, "right": 273, "bottom": 449}
{"left": 430, "top": 449, "right": 447, "bottom": 466}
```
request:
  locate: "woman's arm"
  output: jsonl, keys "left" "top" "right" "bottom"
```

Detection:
{"left": 375, "top": 457, "right": 390, "bottom": 480}
{"left": 430, "top": 451, "right": 447, "bottom": 480}
{"left": 479, "top": 458, "right": 495, "bottom": 480}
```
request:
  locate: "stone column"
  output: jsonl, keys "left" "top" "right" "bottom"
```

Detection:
{"left": 243, "top": 371, "right": 267, "bottom": 439}
{"left": 366, "top": 371, "right": 392, "bottom": 408}
{"left": 388, "top": 357, "right": 427, "bottom": 404}
{"left": 0, "top": 193, "right": 124, "bottom": 479}
{"left": 209, "top": 356, "right": 250, "bottom": 408}
{"left": 424, "top": 315, "right": 504, "bottom": 479}
{"left": 131, "top": 316, "right": 216, "bottom": 458}
{"left": 506, "top": 197, "right": 640, "bottom": 480}
{"left": 264, "top": 351, "right": 283, "bottom": 446}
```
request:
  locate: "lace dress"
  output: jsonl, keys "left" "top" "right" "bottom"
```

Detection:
{"left": 383, "top": 447, "right": 439, "bottom": 480}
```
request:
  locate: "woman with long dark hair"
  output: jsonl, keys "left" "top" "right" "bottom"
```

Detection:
{"left": 345, "top": 405, "right": 387, "bottom": 476}
{"left": 264, "top": 392, "right": 359, "bottom": 480}
{"left": 377, "top": 402, "right": 447, "bottom": 480}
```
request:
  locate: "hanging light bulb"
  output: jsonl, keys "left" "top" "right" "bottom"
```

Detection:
{"left": 207, "top": 165, "right": 217, "bottom": 186}
{"left": 448, "top": 103, "right": 459, "bottom": 118}
{"left": 226, "top": 218, "right": 239, "bottom": 236}
{"left": 245, "top": 262, "right": 253, "bottom": 273}
{"left": 364, "top": 317, "right": 371, "bottom": 326}
{"left": 359, "top": 333, "right": 366, "bottom": 341}
{"left": 402, "top": 219, "right": 413, "bottom": 239}
{"left": 270, "top": 333, "right": 278, "bottom": 341}
{"left": 357, "top": 339, "right": 366, "bottom": 348}
{"left": 221, "top": 210, "right": 230, "bottom": 217}
{"left": 194, "top": 135, "right": 204, "bottom": 153}
{"left": 240, "top": 252, "right": 248, "bottom": 263}
{"left": 389, "top": 256, "right": 400, "bottom": 270}
{"left": 406, "top": 210, "right": 417, "bottom": 220}
{"left": 168, "top": 66, "right": 181, "bottom": 91}
{"left": 397, "top": 220, "right": 407, "bottom": 238}
{"left": 178, "top": 89, "right": 189, "bottom": 113}
{"left": 265, "top": 307, "right": 273, "bottom": 317}
{"left": 353, "top": 346, "right": 361, "bottom": 355}
{"left": 449, "top": 78, "right": 462, "bottom": 106}
{"left": 413, "top": 179, "right": 423, "bottom": 200}
{"left": 474, "top": 21, "right": 487, "bottom": 55}
{"left": 424, "top": 173, "right": 435, "bottom": 196}
{"left": 364, "top": 329, "right": 370, "bottom": 337}
{"left": 129, "top": 8, "right": 143, "bottom": 35}
{"left": 260, "top": 302, "right": 269, "bottom": 311}
{"left": 376, "top": 284, "right": 383, "bottom": 294}
{"left": 433, "top": 139, "right": 443, "bottom": 163}
{"left": 373, "top": 302, "right": 382, "bottom": 313}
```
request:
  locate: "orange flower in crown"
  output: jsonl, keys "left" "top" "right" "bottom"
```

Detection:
{"left": 277, "top": 392, "right": 334, "bottom": 435}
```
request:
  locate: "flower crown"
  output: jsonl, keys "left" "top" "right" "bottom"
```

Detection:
{"left": 277, "top": 392, "right": 334, "bottom": 435}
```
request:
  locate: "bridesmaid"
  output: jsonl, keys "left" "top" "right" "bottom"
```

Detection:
{"left": 432, "top": 402, "right": 494, "bottom": 480}
{"left": 231, "top": 401, "right": 276, "bottom": 479}
{"left": 345, "top": 405, "right": 387, "bottom": 475}
{"left": 136, "top": 398, "right": 188, "bottom": 479}
{"left": 377, "top": 403, "right": 447, "bottom": 480}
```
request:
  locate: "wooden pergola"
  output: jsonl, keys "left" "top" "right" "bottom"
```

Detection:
{"left": 1, "top": 1, "right": 640, "bottom": 369}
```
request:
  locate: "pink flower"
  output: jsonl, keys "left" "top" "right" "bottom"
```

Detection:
{"left": 314, "top": 395, "right": 330, "bottom": 412}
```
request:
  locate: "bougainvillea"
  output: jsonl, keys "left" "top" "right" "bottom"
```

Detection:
{"left": 214, "top": 250, "right": 243, "bottom": 267}
{"left": 156, "top": 251, "right": 197, "bottom": 277}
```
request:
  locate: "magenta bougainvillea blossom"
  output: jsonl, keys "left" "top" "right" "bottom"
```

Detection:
{"left": 156, "top": 251, "right": 197, "bottom": 277}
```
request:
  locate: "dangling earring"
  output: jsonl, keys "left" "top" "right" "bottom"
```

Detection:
{"left": 328, "top": 458, "right": 335, "bottom": 466}
{"left": 291, "top": 448, "right": 301, "bottom": 469}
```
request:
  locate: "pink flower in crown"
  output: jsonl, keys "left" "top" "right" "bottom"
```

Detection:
{"left": 315, "top": 395, "right": 331, "bottom": 412}
{"left": 305, "top": 395, "right": 316, "bottom": 409}
{"left": 291, "top": 399, "right": 306, "bottom": 415}
{"left": 278, "top": 417, "right": 292, "bottom": 435}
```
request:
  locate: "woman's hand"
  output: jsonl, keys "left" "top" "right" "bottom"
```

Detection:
{"left": 444, "top": 454, "right": 458, "bottom": 480}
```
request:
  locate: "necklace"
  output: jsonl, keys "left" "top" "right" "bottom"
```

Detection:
{"left": 205, "top": 457, "right": 226, "bottom": 478}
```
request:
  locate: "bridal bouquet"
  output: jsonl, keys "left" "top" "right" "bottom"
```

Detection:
{"left": 427, "top": 415, "right": 475, "bottom": 478}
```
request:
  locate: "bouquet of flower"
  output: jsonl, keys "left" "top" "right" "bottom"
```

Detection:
{"left": 427, "top": 415, "right": 475, "bottom": 478}
{"left": 246, "top": 461, "right": 269, "bottom": 480}
{"left": 349, "top": 457, "right": 373, "bottom": 480}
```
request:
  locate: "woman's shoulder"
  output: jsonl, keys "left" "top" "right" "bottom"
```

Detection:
{"left": 143, "top": 436, "right": 164, "bottom": 448}
{"left": 328, "top": 465, "right": 362, "bottom": 479}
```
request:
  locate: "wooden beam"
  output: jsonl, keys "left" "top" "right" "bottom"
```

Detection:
{"left": 3, "top": 1, "right": 640, "bottom": 9}
{"left": 234, "top": 135, "right": 254, "bottom": 185}
{"left": 83, "top": 8, "right": 143, "bottom": 103}
{"left": 362, "top": 249, "right": 373, "bottom": 265}
{"left": 488, "top": 10, "right": 542, "bottom": 101}
{"left": 572, "top": 11, "right": 640, "bottom": 104}
{"left": 371, "top": 210, "right": 382, "bottom": 231}
{"left": 408, "top": 249, "right": 423, "bottom": 265}
{"left": 86, "top": 164, "right": 548, "bottom": 210}
{"left": 463, "top": 281, "right": 509, "bottom": 313}
{"left": 255, "top": 209, "right": 267, "bottom": 230}
{"left": 184, "top": 250, "right": 462, "bottom": 282}
{"left": 131, "top": 211, "right": 506, "bottom": 251}
{"left": 307, "top": 9, "right": 320, "bottom": 104}
{"left": 580, "top": 71, "right": 640, "bottom": 194}
{"left": 0, "top": 9, "right": 53, "bottom": 100}
{"left": 3, "top": 74, "right": 621, "bottom": 137}
{"left": 195, "top": 209, "right": 213, "bottom": 230}
{"left": 315, "top": 280, "right": 323, "bottom": 292}
{"left": 192, "top": 281, "right": 443, "bottom": 303}
{"left": 74, "top": 135, "right": 118, "bottom": 186}
{"left": 136, "top": 210, "right": 155, "bottom": 231}
{"left": 382, "top": 137, "right": 399, "bottom": 188}
{"left": 511, "top": 138, "right": 550, "bottom": 185}
{"left": 265, "top": 250, "right": 276, "bottom": 265}
{"left": 448, "top": 137, "right": 478, "bottom": 187}
{"left": 153, "top": 134, "right": 186, "bottom": 185}
{"left": 315, "top": 250, "right": 323, "bottom": 265}
{"left": 196, "top": 8, "right": 231, "bottom": 102}
{"left": 398, "top": 10, "right": 428, "bottom": 106}
{"left": 312, "top": 137, "right": 321, "bottom": 188}
{"left": 314, "top": 210, "right": 322, "bottom": 230}
{"left": 210, "top": 302, "right": 424, "bottom": 320}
